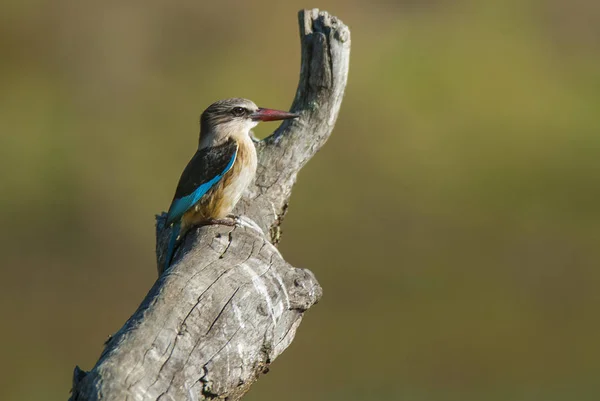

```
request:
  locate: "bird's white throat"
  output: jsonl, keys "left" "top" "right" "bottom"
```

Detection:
{"left": 198, "top": 119, "right": 258, "bottom": 150}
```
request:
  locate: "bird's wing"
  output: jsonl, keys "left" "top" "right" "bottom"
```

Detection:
{"left": 166, "top": 139, "right": 238, "bottom": 225}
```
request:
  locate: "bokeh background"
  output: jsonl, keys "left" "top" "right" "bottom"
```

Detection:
{"left": 2, "top": 0, "right": 600, "bottom": 400}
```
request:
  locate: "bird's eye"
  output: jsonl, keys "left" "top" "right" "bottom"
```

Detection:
{"left": 231, "top": 107, "right": 246, "bottom": 117}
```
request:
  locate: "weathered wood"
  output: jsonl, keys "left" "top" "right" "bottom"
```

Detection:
{"left": 70, "top": 9, "right": 350, "bottom": 401}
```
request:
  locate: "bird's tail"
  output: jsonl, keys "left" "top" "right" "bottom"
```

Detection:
{"left": 164, "top": 221, "right": 181, "bottom": 272}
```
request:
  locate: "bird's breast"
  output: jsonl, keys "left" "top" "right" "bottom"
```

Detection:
{"left": 220, "top": 137, "right": 257, "bottom": 211}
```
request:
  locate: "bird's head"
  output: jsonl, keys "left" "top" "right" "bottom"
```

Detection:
{"left": 199, "top": 98, "right": 299, "bottom": 148}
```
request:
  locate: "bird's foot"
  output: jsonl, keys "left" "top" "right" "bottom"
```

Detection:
{"left": 200, "top": 217, "right": 238, "bottom": 227}
{"left": 226, "top": 214, "right": 243, "bottom": 226}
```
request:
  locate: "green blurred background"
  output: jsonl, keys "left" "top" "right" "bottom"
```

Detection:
{"left": 2, "top": 0, "right": 600, "bottom": 400}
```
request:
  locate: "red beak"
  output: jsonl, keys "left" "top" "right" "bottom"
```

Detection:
{"left": 250, "top": 108, "right": 300, "bottom": 122}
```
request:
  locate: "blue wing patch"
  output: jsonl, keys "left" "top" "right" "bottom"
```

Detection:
{"left": 166, "top": 145, "right": 237, "bottom": 226}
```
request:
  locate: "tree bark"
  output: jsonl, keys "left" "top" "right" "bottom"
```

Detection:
{"left": 70, "top": 9, "right": 350, "bottom": 401}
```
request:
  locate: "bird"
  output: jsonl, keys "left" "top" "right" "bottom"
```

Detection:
{"left": 162, "top": 98, "right": 299, "bottom": 272}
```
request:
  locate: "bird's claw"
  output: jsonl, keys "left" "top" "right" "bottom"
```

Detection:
{"left": 200, "top": 217, "right": 238, "bottom": 227}
{"left": 226, "top": 214, "right": 243, "bottom": 226}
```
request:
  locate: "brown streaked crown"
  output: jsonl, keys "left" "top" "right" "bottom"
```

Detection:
{"left": 200, "top": 98, "right": 258, "bottom": 132}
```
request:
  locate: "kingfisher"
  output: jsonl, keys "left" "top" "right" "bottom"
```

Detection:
{"left": 162, "top": 98, "right": 299, "bottom": 272}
